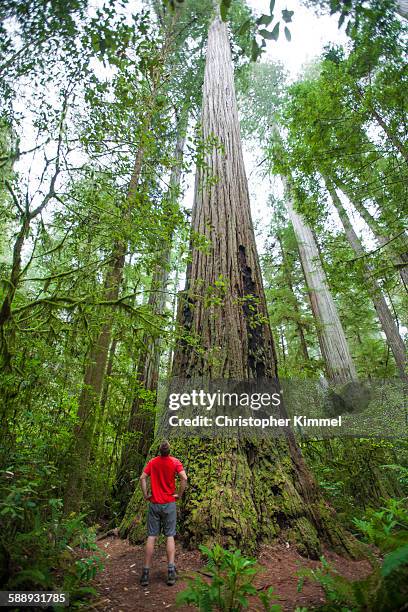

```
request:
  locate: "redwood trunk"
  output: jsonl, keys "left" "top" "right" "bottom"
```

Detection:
{"left": 283, "top": 178, "right": 358, "bottom": 385}
{"left": 336, "top": 179, "right": 408, "bottom": 293}
{"left": 120, "top": 15, "right": 359, "bottom": 558}
{"left": 397, "top": 0, "right": 408, "bottom": 19}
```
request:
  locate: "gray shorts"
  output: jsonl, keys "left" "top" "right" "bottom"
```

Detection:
{"left": 147, "top": 502, "right": 177, "bottom": 537}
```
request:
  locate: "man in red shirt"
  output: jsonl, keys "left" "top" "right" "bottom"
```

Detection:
{"left": 139, "top": 440, "right": 187, "bottom": 587}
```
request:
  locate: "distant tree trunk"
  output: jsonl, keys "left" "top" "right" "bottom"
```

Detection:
{"left": 120, "top": 14, "right": 359, "bottom": 558}
{"left": 335, "top": 180, "right": 408, "bottom": 293}
{"left": 355, "top": 86, "right": 408, "bottom": 165}
{"left": 276, "top": 232, "right": 310, "bottom": 362}
{"left": 63, "top": 144, "right": 146, "bottom": 513}
{"left": 114, "top": 120, "right": 187, "bottom": 514}
{"left": 283, "top": 178, "right": 358, "bottom": 385}
{"left": 94, "top": 336, "right": 118, "bottom": 469}
{"left": 397, "top": 0, "right": 408, "bottom": 19}
{"left": 325, "top": 179, "right": 407, "bottom": 381}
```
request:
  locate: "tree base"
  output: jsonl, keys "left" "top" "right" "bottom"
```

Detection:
{"left": 119, "top": 437, "right": 364, "bottom": 559}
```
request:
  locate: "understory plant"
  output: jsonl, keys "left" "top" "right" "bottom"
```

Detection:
{"left": 176, "top": 544, "right": 282, "bottom": 611}
{"left": 297, "top": 498, "right": 408, "bottom": 611}
{"left": 0, "top": 448, "right": 105, "bottom": 606}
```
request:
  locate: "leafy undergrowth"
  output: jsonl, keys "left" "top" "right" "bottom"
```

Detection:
{"left": 176, "top": 544, "right": 283, "bottom": 611}
{"left": 297, "top": 497, "right": 408, "bottom": 611}
{"left": 0, "top": 449, "right": 105, "bottom": 608}
{"left": 174, "top": 498, "right": 408, "bottom": 611}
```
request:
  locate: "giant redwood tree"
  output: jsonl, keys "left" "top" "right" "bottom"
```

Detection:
{"left": 120, "top": 10, "right": 359, "bottom": 557}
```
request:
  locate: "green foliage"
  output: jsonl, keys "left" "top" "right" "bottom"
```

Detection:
{"left": 297, "top": 547, "right": 408, "bottom": 612}
{"left": 176, "top": 544, "right": 282, "bottom": 611}
{"left": 352, "top": 497, "right": 408, "bottom": 551}
{"left": 0, "top": 447, "right": 104, "bottom": 599}
{"left": 296, "top": 498, "right": 408, "bottom": 610}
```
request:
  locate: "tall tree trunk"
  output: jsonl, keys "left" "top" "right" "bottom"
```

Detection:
{"left": 114, "top": 120, "right": 187, "bottom": 513}
{"left": 120, "top": 14, "right": 359, "bottom": 558}
{"left": 325, "top": 179, "right": 407, "bottom": 381}
{"left": 276, "top": 232, "right": 310, "bottom": 362}
{"left": 63, "top": 143, "right": 146, "bottom": 513}
{"left": 335, "top": 179, "right": 408, "bottom": 292}
{"left": 283, "top": 178, "right": 358, "bottom": 385}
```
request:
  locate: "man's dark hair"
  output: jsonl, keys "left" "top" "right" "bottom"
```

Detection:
{"left": 159, "top": 440, "right": 170, "bottom": 457}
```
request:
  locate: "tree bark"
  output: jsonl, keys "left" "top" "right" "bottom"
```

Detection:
{"left": 325, "top": 179, "right": 407, "bottom": 381}
{"left": 120, "top": 15, "right": 360, "bottom": 558}
{"left": 283, "top": 178, "right": 358, "bottom": 385}
{"left": 276, "top": 232, "right": 310, "bottom": 362}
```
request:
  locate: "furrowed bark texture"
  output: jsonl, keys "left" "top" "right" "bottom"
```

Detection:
{"left": 120, "top": 16, "right": 360, "bottom": 558}
{"left": 326, "top": 180, "right": 407, "bottom": 381}
{"left": 283, "top": 178, "right": 358, "bottom": 385}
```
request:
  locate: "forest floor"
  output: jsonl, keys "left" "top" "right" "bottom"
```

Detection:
{"left": 90, "top": 536, "right": 372, "bottom": 611}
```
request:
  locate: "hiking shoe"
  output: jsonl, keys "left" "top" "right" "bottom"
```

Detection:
{"left": 140, "top": 568, "right": 149, "bottom": 587}
{"left": 167, "top": 566, "right": 177, "bottom": 586}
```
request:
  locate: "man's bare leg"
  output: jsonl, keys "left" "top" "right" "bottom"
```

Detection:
{"left": 144, "top": 535, "right": 156, "bottom": 568}
{"left": 166, "top": 536, "right": 176, "bottom": 586}
{"left": 166, "top": 536, "right": 175, "bottom": 565}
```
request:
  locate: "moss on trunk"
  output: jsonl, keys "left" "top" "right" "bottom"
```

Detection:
{"left": 120, "top": 437, "right": 362, "bottom": 559}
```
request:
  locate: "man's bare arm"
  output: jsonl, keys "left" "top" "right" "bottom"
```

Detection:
{"left": 173, "top": 470, "right": 187, "bottom": 499}
{"left": 140, "top": 472, "right": 150, "bottom": 500}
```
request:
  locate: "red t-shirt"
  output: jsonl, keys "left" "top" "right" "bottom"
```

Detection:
{"left": 143, "top": 455, "right": 184, "bottom": 504}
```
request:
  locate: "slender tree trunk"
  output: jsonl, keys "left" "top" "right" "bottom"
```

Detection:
{"left": 114, "top": 120, "right": 187, "bottom": 513}
{"left": 355, "top": 86, "right": 408, "bottom": 165}
{"left": 94, "top": 336, "right": 118, "bottom": 468}
{"left": 325, "top": 179, "right": 407, "bottom": 381}
{"left": 63, "top": 144, "right": 146, "bottom": 513}
{"left": 277, "top": 232, "right": 310, "bottom": 362}
{"left": 283, "top": 178, "right": 358, "bottom": 385}
{"left": 0, "top": 214, "right": 30, "bottom": 371}
{"left": 63, "top": 10, "right": 181, "bottom": 511}
{"left": 120, "top": 14, "right": 359, "bottom": 558}
{"left": 336, "top": 179, "right": 408, "bottom": 292}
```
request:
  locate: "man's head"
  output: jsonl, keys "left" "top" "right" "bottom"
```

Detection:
{"left": 159, "top": 440, "right": 170, "bottom": 457}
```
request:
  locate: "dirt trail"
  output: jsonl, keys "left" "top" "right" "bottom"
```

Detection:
{"left": 91, "top": 537, "right": 372, "bottom": 611}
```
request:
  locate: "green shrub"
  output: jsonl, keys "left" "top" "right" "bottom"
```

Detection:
{"left": 0, "top": 448, "right": 105, "bottom": 606}
{"left": 297, "top": 499, "right": 408, "bottom": 611}
{"left": 176, "top": 544, "right": 282, "bottom": 611}
{"left": 352, "top": 497, "right": 408, "bottom": 551}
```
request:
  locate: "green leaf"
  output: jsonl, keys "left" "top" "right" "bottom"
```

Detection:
{"left": 220, "top": 0, "right": 232, "bottom": 22}
{"left": 257, "top": 14, "right": 273, "bottom": 26}
{"left": 237, "top": 19, "right": 251, "bottom": 35}
{"left": 284, "top": 26, "right": 291, "bottom": 41}
{"left": 381, "top": 545, "right": 408, "bottom": 577}
{"left": 282, "top": 9, "right": 294, "bottom": 23}
{"left": 260, "top": 21, "right": 280, "bottom": 41}
{"left": 251, "top": 38, "right": 261, "bottom": 61}
{"left": 271, "top": 21, "right": 280, "bottom": 40}
{"left": 270, "top": 0, "right": 275, "bottom": 13}
{"left": 338, "top": 12, "right": 346, "bottom": 27}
